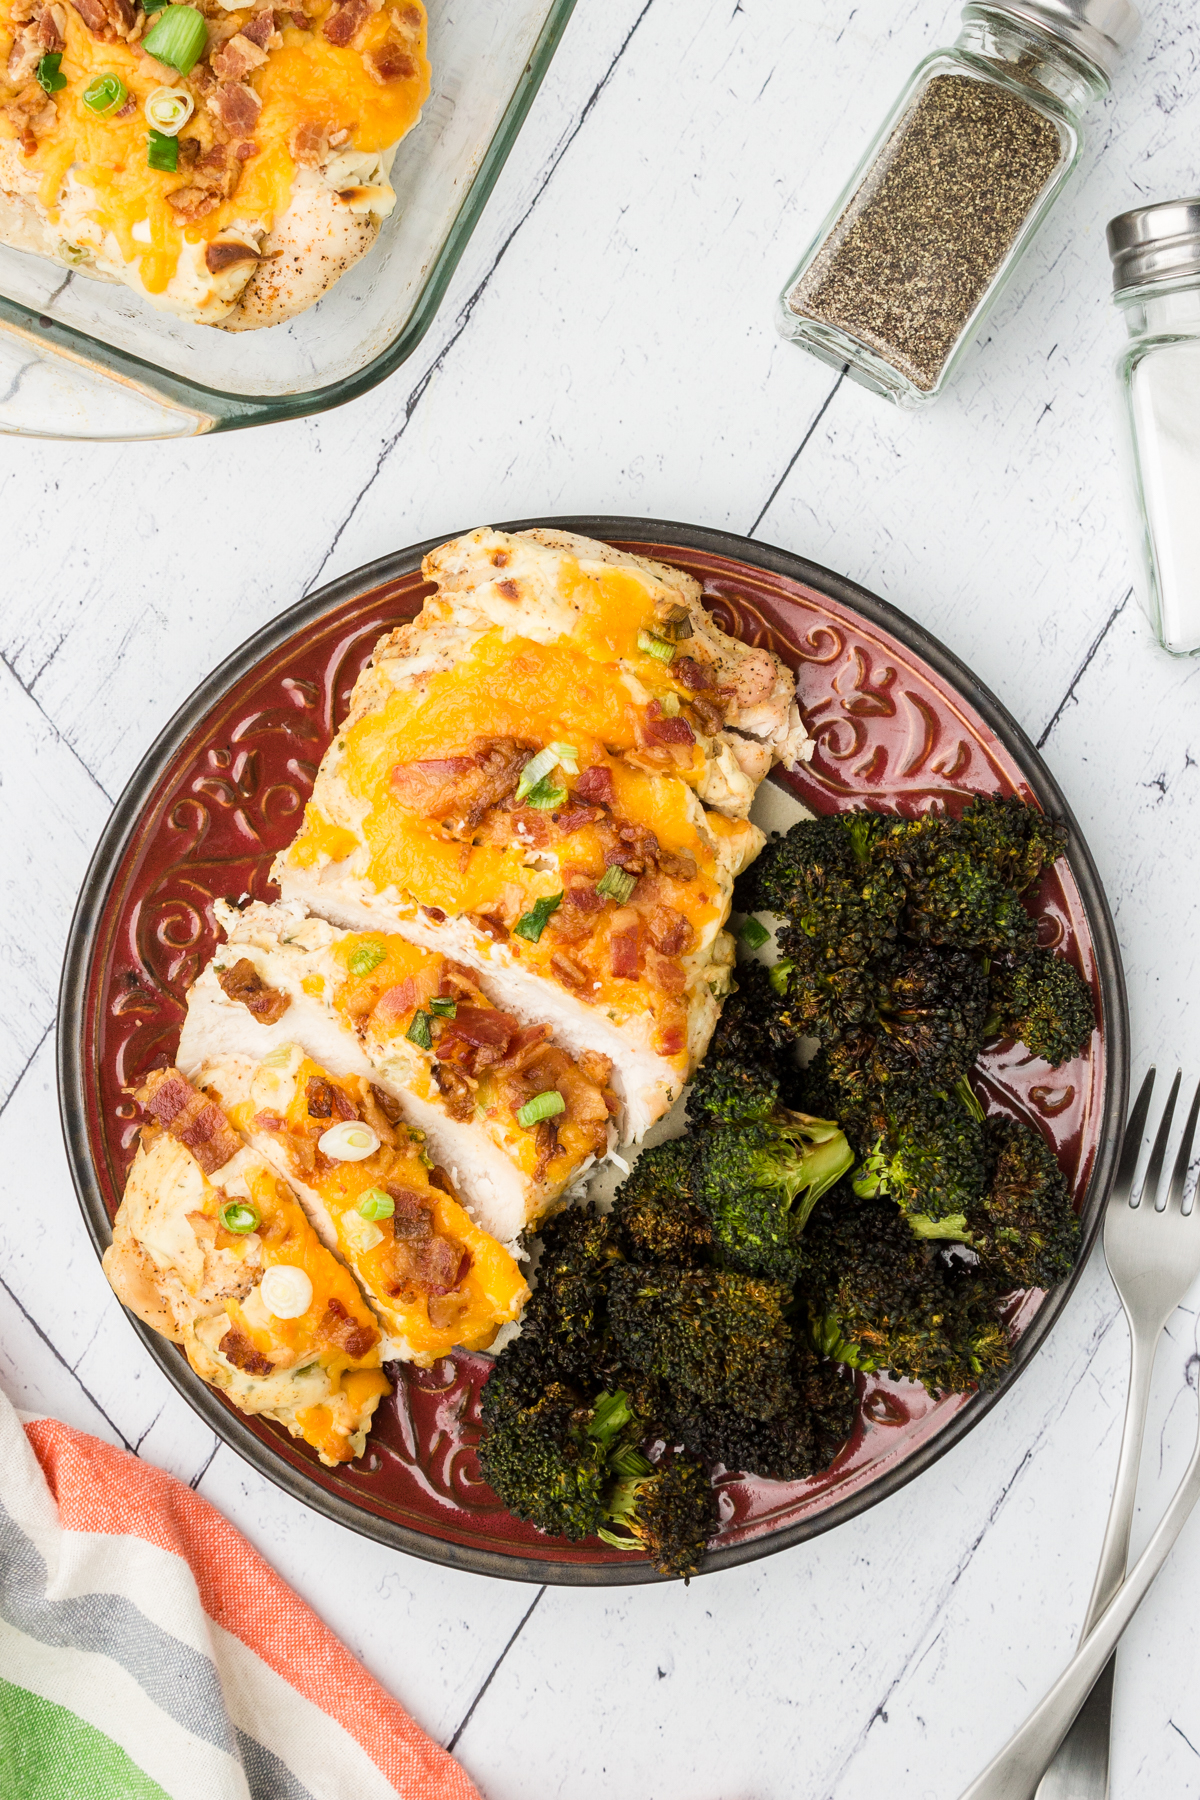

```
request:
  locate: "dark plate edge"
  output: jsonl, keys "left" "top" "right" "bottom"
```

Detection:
{"left": 57, "top": 514, "right": 1130, "bottom": 1586}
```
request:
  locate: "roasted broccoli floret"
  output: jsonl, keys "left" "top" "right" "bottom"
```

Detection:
{"left": 853, "top": 1080, "right": 992, "bottom": 1234}
{"left": 988, "top": 948, "right": 1095, "bottom": 1068}
{"left": 802, "top": 1189, "right": 1011, "bottom": 1393}
{"left": 736, "top": 813, "right": 905, "bottom": 972}
{"left": 966, "top": 1117, "right": 1081, "bottom": 1291}
{"left": 686, "top": 1112, "right": 854, "bottom": 1281}
{"left": 478, "top": 1384, "right": 629, "bottom": 1540}
{"left": 612, "top": 1144, "right": 714, "bottom": 1265}
{"left": 687, "top": 960, "right": 790, "bottom": 1124}
{"left": 887, "top": 814, "right": 1038, "bottom": 955}
{"left": 957, "top": 794, "right": 1067, "bottom": 893}
{"left": 609, "top": 1263, "right": 796, "bottom": 1420}
{"left": 598, "top": 1446, "right": 716, "bottom": 1579}
{"left": 660, "top": 1342, "right": 858, "bottom": 1481}
{"left": 513, "top": 1203, "right": 622, "bottom": 1378}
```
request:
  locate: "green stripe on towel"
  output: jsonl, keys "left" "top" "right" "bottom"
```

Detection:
{"left": 0, "top": 1675, "right": 171, "bottom": 1800}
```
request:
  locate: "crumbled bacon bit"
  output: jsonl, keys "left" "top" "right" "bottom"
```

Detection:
{"left": 609, "top": 909, "right": 641, "bottom": 979}
{"left": 646, "top": 905, "right": 694, "bottom": 957}
{"left": 577, "top": 1050, "right": 614, "bottom": 1088}
{"left": 167, "top": 185, "right": 221, "bottom": 223}
{"left": 391, "top": 737, "right": 534, "bottom": 827}
{"left": 573, "top": 765, "right": 615, "bottom": 807}
{"left": 564, "top": 872, "right": 606, "bottom": 915}
{"left": 470, "top": 912, "right": 509, "bottom": 943}
{"left": 645, "top": 947, "right": 687, "bottom": 994}
{"left": 442, "top": 1005, "right": 515, "bottom": 1051}
{"left": 532, "top": 1118, "right": 559, "bottom": 1182}
{"left": 241, "top": 6, "right": 279, "bottom": 47}
{"left": 136, "top": 1069, "right": 241, "bottom": 1176}
{"left": 305, "top": 1076, "right": 357, "bottom": 1122}
{"left": 218, "top": 1327, "right": 274, "bottom": 1376}
{"left": 208, "top": 81, "right": 263, "bottom": 135}
{"left": 363, "top": 37, "right": 416, "bottom": 81}
{"left": 427, "top": 1290, "right": 469, "bottom": 1331}
{"left": 216, "top": 957, "right": 290, "bottom": 1022}
{"left": 69, "top": 0, "right": 133, "bottom": 39}
{"left": 289, "top": 118, "right": 327, "bottom": 165}
{"left": 552, "top": 805, "right": 601, "bottom": 837}
{"left": 114, "top": 92, "right": 136, "bottom": 116}
{"left": 317, "top": 1296, "right": 377, "bottom": 1360}
{"left": 550, "top": 950, "right": 589, "bottom": 990}
{"left": 673, "top": 654, "right": 715, "bottom": 692}
{"left": 643, "top": 700, "right": 696, "bottom": 747}
{"left": 432, "top": 1061, "right": 474, "bottom": 1121}
{"left": 322, "top": 0, "right": 372, "bottom": 45}
{"left": 211, "top": 30, "right": 267, "bottom": 79}
{"left": 422, "top": 905, "right": 446, "bottom": 924}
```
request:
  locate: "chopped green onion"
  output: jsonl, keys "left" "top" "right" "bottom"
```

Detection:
{"left": 513, "top": 892, "right": 563, "bottom": 943}
{"left": 348, "top": 940, "right": 387, "bottom": 976}
{"left": 522, "top": 776, "right": 568, "bottom": 810}
{"left": 36, "top": 52, "right": 66, "bottom": 93}
{"left": 83, "top": 71, "right": 127, "bottom": 113}
{"left": 142, "top": 4, "right": 208, "bottom": 75}
{"left": 548, "top": 741, "right": 579, "bottom": 774}
{"left": 146, "top": 128, "right": 178, "bottom": 171}
{"left": 428, "top": 996, "right": 457, "bottom": 1017}
{"left": 358, "top": 1188, "right": 395, "bottom": 1221}
{"left": 768, "top": 958, "right": 794, "bottom": 997}
{"left": 220, "top": 1200, "right": 261, "bottom": 1234}
{"left": 657, "top": 605, "right": 694, "bottom": 642}
{"left": 637, "top": 628, "right": 676, "bottom": 664}
{"left": 515, "top": 746, "right": 563, "bottom": 801}
{"left": 739, "top": 917, "right": 771, "bottom": 950}
{"left": 517, "top": 1089, "right": 566, "bottom": 1128}
{"left": 143, "top": 0, "right": 170, "bottom": 12}
{"left": 658, "top": 692, "right": 681, "bottom": 717}
{"left": 406, "top": 1010, "right": 433, "bottom": 1050}
{"left": 144, "top": 84, "right": 193, "bottom": 133}
{"left": 596, "top": 866, "right": 637, "bottom": 904}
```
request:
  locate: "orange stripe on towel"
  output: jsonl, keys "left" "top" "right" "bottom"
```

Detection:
{"left": 24, "top": 1419, "right": 481, "bottom": 1800}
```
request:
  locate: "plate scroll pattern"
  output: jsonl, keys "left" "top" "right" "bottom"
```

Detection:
{"left": 79, "top": 542, "right": 1108, "bottom": 1569}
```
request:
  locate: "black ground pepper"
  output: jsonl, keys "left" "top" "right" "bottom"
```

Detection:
{"left": 787, "top": 72, "right": 1064, "bottom": 391}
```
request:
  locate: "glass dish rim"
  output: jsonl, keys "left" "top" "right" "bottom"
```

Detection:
{"left": 0, "top": 0, "right": 578, "bottom": 437}
{"left": 56, "top": 514, "right": 1130, "bottom": 1584}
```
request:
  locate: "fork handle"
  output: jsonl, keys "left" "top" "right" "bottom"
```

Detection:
{"left": 1033, "top": 1315, "right": 1161, "bottom": 1799}
{"left": 959, "top": 1412, "right": 1200, "bottom": 1800}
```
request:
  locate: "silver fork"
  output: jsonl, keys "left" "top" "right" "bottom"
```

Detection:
{"left": 1033, "top": 1068, "right": 1200, "bottom": 1800}
{"left": 961, "top": 1067, "right": 1200, "bottom": 1800}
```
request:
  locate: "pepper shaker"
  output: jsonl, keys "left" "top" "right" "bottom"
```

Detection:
{"left": 777, "top": 0, "right": 1140, "bottom": 406}
{"left": 1109, "top": 200, "right": 1200, "bottom": 657}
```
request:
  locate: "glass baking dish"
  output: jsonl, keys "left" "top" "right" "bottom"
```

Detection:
{"left": 0, "top": 0, "right": 576, "bottom": 438}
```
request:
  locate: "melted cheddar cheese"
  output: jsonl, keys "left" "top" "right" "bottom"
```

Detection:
{"left": 0, "top": 0, "right": 428, "bottom": 293}
{"left": 230, "top": 1057, "right": 529, "bottom": 1365}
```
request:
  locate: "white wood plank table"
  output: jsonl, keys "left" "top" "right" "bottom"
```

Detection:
{"left": 4, "top": 2, "right": 1200, "bottom": 1793}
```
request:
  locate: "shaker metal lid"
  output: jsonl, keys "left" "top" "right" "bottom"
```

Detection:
{"left": 1107, "top": 198, "right": 1200, "bottom": 293}
{"left": 976, "top": 0, "right": 1140, "bottom": 79}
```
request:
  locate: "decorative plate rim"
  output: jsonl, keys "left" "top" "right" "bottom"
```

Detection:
{"left": 57, "top": 515, "right": 1130, "bottom": 1585}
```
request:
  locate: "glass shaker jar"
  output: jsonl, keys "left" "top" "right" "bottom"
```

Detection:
{"left": 776, "top": 0, "right": 1140, "bottom": 407}
{"left": 1109, "top": 200, "right": 1200, "bottom": 656}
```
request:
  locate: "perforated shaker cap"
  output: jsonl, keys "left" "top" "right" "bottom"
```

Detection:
{"left": 973, "top": 0, "right": 1140, "bottom": 79}
{"left": 1107, "top": 198, "right": 1200, "bottom": 294}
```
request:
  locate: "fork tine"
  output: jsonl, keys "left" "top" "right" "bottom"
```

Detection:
{"left": 1114, "top": 1067, "right": 1157, "bottom": 1204}
{"left": 1139, "top": 1069, "right": 1181, "bottom": 1211}
{"left": 1166, "top": 1076, "right": 1200, "bottom": 1214}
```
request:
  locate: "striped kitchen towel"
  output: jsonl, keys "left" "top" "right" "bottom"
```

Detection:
{"left": 0, "top": 1386, "right": 482, "bottom": 1800}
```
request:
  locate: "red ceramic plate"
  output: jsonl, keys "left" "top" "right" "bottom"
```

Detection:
{"left": 59, "top": 518, "right": 1128, "bottom": 1584}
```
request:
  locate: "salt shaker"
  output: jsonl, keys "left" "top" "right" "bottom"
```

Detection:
{"left": 777, "top": 0, "right": 1140, "bottom": 407}
{"left": 1108, "top": 200, "right": 1200, "bottom": 657}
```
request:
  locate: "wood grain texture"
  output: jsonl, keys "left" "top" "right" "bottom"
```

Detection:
{"left": 4, "top": 0, "right": 1200, "bottom": 1792}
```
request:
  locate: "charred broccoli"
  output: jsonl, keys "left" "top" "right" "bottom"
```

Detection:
{"left": 969, "top": 1117, "right": 1081, "bottom": 1291}
{"left": 512, "top": 1203, "right": 621, "bottom": 1379}
{"left": 735, "top": 813, "right": 905, "bottom": 968}
{"left": 683, "top": 1111, "right": 854, "bottom": 1281}
{"left": 611, "top": 1144, "right": 715, "bottom": 1265}
{"left": 687, "top": 960, "right": 792, "bottom": 1124}
{"left": 988, "top": 947, "right": 1095, "bottom": 1067}
{"left": 889, "top": 818, "right": 1038, "bottom": 955}
{"left": 598, "top": 1446, "right": 716, "bottom": 1578}
{"left": 803, "top": 1189, "right": 1011, "bottom": 1393}
{"left": 956, "top": 794, "right": 1067, "bottom": 893}
{"left": 660, "top": 1341, "right": 858, "bottom": 1481}
{"left": 479, "top": 1385, "right": 714, "bottom": 1576}
{"left": 853, "top": 1079, "right": 991, "bottom": 1235}
{"left": 608, "top": 1263, "right": 797, "bottom": 1420}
